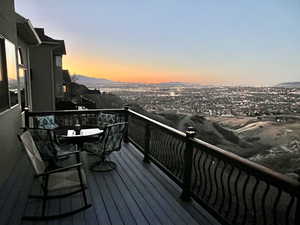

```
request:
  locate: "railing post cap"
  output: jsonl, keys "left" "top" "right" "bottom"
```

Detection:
{"left": 186, "top": 126, "right": 196, "bottom": 138}
{"left": 124, "top": 105, "right": 129, "bottom": 110}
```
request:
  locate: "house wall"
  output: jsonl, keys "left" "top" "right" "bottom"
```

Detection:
{"left": 0, "top": 0, "right": 20, "bottom": 186}
{"left": 0, "top": 0, "right": 17, "bottom": 43}
{"left": 0, "top": 1, "right": 34, "bottom": 225}
{"left": 29, "top": 45, "right": 55, "bottom": 111}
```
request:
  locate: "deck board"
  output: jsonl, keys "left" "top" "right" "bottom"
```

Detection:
{"left": 21, "top": 142, "right": 220, "bottom": 225}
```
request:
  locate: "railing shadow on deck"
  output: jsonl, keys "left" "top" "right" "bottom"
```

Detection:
{"left": 25, "top": 107, "right": 300, "bottom": 225}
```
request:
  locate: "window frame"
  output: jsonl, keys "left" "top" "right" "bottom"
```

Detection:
{"left": 17, "top": 47, "right": 29, "bottom": 110}
{"left": 5, "top": 39, "right": 18, "bottom": 108}
{"left": 0, "top": 37, "right": 9, "bottom": 112}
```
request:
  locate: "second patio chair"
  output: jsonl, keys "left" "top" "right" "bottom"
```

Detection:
{"left": 89, "top": 122, "right": 127, "bottom": 172}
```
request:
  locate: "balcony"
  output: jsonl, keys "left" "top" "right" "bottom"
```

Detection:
{"left": 4, "top": 108, "right": 300, "bottom": 225}
{"left": 20, "top": 142, "right": 216, "bottom": 225}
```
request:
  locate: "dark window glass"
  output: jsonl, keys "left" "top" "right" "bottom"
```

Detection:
{"left": 0, "top": 38, "right": 9, "bottom": 111}
{"left": 5, "top": 39, "right": 18, "bottom": 107}
{"left": 17, "top": 48, "right": 24, "bottom": 65}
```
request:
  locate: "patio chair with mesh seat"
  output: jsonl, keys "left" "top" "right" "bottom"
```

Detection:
{"left": 89, "top": 122, "right": 127, "bottom": 172}
{"left": 23, "top": 127, "right": 79, "bottom": 167}
{"left": 18, "top": 130, "right": 91, "bottom": 220}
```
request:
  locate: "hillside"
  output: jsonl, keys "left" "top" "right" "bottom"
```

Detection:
{"left": 276, "top": 82, "right": 300, "bottom": 88}
{"left": 210, "top": 117, "right": 300, "bottom": 177}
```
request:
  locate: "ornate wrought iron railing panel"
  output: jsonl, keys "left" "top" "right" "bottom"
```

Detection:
{"left": 191, "top": 139, "right": 299, "bottom": 225}
{"left": 26, "top": 109, "right": 125, "bottom": 130}
{"left": 128, "top": 114, "right": 146, "bottom": 152}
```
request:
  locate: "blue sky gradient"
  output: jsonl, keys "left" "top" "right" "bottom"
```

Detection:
{"left": 16, "top": 0, "right": 300, "bottom": 85}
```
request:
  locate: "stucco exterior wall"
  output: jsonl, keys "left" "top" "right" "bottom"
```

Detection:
{"left": 0, "top": 0, "right": 22, "bottom": 187}
{"left": 0, "top": 0, "right": 17, "bottom": 43}
{"left": 29, "top": 45, "right": 55, "bottom": 111}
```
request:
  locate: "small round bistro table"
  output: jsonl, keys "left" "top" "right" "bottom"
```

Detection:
{"left": 61, "top": 128, "right": 103, "bottom": 160}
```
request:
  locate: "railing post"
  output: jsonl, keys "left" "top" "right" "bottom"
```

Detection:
{"left": 296, "top": 196, "right": 300, "bottom": 225}
{"left": 124, "top": 105, "right": 129, "bottom": 143}
{"left": 143, "top": 123, "right": 151, "bottom": 163}
{"left": 180, "top": 126, "right": 196, "bottom": 201}
{"left": 24, "top": 107, "right": 30, "bottom": 128}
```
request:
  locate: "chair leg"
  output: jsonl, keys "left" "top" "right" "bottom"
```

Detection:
{"left": 29, "top": 187, "right": 87, "bottom": 199}
{"left": 77, "top": 167, "right": 88, "bottom": 206}
{"left": 22, "top": 204, "right": 92, "bottom": 220}
{"left": 42, "top": 177, "right": 49, "bottom": 217}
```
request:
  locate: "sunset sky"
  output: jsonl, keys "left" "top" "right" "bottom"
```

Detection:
{"left": 16, "top": 0, "right": 300, "bottom": 85}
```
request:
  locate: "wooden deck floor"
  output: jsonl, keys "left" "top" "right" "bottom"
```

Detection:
{"left": 21, "top": 143, "right": 220, "bottom": 225}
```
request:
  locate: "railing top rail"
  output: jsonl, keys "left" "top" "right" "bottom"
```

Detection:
{"left": 27, "top": 108, "right": 125, "bottom": 116}
{"left": 128, "top": 109, "right": 186, "bottom": 139}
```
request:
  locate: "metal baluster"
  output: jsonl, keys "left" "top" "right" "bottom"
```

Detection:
{"left": 241, "top": 174, "right": 250, "bottom": 225}
{"left": 262, "top": 182, "right": 270, "bottom": 225}
{"left": 286, "top": 195, "right": 295, "bottom": 225}
{"left": 201, "top": 152, "right": 209, "bottom": 199}
{"left": 251, "top": 178, "right": 259, "bottom": 225}
{"left": 272, "top": 188, "right": 282, "bottom": 225}
{"left": 123, "top": 105, "right": 129, "bottom": 143}
{"left": 225, "top": 166, "right": 234, "bottom": 219}
{"left": 232, "top": 170, "right": 242, "bottom": 224}
{"left": 212, "top": 158, "right": 221, "bottom": 207}
{"left": 206, "top": 156, "right": 214, "bottom": 203}
{"left": 295, "top": 195, "right": 300, "bottom": 225}
{"left": 218, "top": 161, "right": 227, "bottom": 214}
{"left": 143, "top": 123, "right": 151, "bottom": 163}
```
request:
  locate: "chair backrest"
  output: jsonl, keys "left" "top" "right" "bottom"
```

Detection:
{"left": 98, "top": 122, "right": 127, "bottom": 154}
{"left": 19, "top": 131, "right": 46, "bottom": 175}
{"left": 35, "top": 115, "right": 59, "bottom": 129}
{"left": 96, "top": 113, "right": 123, "bottom": 129}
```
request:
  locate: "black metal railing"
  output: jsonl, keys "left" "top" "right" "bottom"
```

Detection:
{"left": 127, "top": 109, "right": 300, "bottom": 225}
{"left": 25, "top": 108, "right": 300, "bottom": 225}
{"left": 25, "top": 108, "right": 126, "bottom": 130}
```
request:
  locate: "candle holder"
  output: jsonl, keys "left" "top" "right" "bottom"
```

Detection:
{"left": 74, "top": 123, "right": 81, "bottom": 135}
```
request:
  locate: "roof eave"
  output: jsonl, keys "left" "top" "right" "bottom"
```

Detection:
{"left": 17, "top": 20, "right": 41, "bottom": 46}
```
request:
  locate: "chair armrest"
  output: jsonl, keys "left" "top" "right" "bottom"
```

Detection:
{"left": 37, "top": 163, "right": 83, "bottom": 177}
{"left": 21, "top": 127, "right": 53, "bottom": 131}
{"left": 58, "top": 150, "right": 80, "bottom": 157}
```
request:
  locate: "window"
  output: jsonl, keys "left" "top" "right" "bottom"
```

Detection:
{"left": 17, "top": 48, "right": 28, "bottom": 110}
{"left": 17, "top": 48, "right": 24, "bottom": 66}
{"left": 5, "top": 39, "right": 18, "bottom": 107}
{"left": 0, "top": 38, "right": 9, "bottom": 111}
{"left": 63, "top": 85, "right": 67, "bottom": 93}
{"left": 55, "top": 56, "right": 62, "bottom": 67}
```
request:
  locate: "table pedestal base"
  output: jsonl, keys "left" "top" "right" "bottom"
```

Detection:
{"left": 90, "top": 160, "right": 117, "bottom": 172}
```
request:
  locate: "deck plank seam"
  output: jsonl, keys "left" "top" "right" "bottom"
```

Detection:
{"left": 118, "top": 149, "right": 195, "bottom": 225}
{"left": 112, "top": 154, "right": 165, "bottom": 225}
{"left": 113, "top": 151, "right": 175, "bottom": 225}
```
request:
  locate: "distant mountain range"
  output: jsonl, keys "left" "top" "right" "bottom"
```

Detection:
{"left": 72, "top": 75, "right": 116, "bottom": 85}
{"left": 72, "top": 74, "right": 204, "bottom": 88}
{"left": 276, "top": 82, "right": 300, "bottom": 88}
{"left": 72, "top": 74, "right": 300, "bottom": 89}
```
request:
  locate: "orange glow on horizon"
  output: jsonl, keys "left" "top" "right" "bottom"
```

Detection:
{"left": 63, "top": 54, "right": 221, "bottom": 84}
